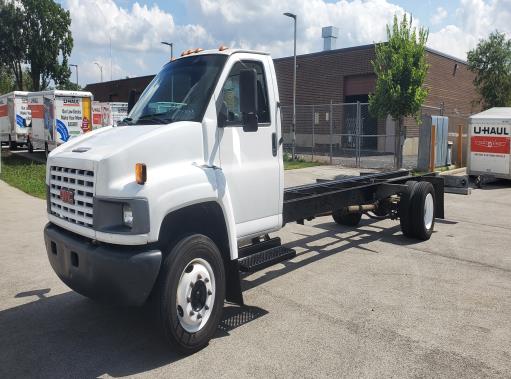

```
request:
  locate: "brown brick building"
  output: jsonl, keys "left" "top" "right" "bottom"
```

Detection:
{"left": 273, "top": 44, "right": 479, "bottom": 155}
{"left": 85, "top": 44, "right": 479, "bottom": 155}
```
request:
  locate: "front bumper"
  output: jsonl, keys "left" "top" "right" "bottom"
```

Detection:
{"left": 44, "top": 223, "right": 162, "bottom": 306}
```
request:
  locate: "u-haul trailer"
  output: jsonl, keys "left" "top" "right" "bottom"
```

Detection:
{"left": 0, "top": 91, "right": 32, "bottom": 150}
{"left": 109, "top": 102, "right": 128, "bottom": 126}
{"left": 468, "top": 107, "right": 511, "bottom": 183}
{"left": 28, "top": 90, "right": 93, "bottom": 155}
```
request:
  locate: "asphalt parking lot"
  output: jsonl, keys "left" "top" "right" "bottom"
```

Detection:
{"left": 0, "top": 168, "right": 510, "bottom": 378}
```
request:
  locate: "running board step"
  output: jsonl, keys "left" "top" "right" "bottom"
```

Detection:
{"left": 238, "top": 246, "right": 296, "bottom": 273}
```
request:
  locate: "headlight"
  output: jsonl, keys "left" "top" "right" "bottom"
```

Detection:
{"left": 123, "top": 204, "right": 133, "bottom": 228}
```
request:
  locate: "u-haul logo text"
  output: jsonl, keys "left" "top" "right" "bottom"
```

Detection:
{"left": 473, "top": 126, "right": 509, "bottom": 135}
{"left": 63, "top": 98, "right": 80, "bottom": 106}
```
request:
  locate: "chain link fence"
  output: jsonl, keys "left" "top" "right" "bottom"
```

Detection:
{"left": 281, "top": 102, "right": 469, "bottom": 171}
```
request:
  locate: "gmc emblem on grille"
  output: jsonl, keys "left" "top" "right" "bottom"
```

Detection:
{"left": 60, "top": 188, "right": 75, "bottom": 205}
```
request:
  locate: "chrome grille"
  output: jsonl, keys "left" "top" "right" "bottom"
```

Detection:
{"left": 49, "top": 165, "right": 95, "bottom": 227}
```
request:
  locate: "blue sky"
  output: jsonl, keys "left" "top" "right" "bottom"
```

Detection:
{"left": 59, "top": 0, "right": 511, "bottom": 86}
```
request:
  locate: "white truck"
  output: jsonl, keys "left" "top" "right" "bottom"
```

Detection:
{"left": 0, "top": 91, "right": 32, "bottom": 149}
{"left": 43, "top": 48, "right": 444, "bottom": 354}
{"left": 109, "top": 102, "right": 128, "bottom": 126}
{"left": 28, "top": 90, "right": 93, "bottom": 155}
{"left": 468, "top": 107, "right": 511, "bottom": 184}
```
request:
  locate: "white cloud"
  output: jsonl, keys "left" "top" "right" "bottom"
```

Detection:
{"left": 430, "top": 7, "right": 448, "bottom": 25}
{"left": 190, "top": 0, "right": 409, "bottom": 56}
{"left": 64, "top": 0, "right": 511, "bottom": 86}
{"left": 428, "top": 0, "right": 511, "bottom": 60}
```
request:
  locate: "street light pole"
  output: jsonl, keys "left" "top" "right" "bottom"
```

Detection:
{"left": 161, "top": 41, "right": 174, "bottom": 60}
{"left": 284, "top": 12, "right": 297, "bottom": 159}
{"left": 94, "top": 62, "right": 103, "bottom": 82}
{"left": 70, "top": 64, "right": 78, "bottom": 87}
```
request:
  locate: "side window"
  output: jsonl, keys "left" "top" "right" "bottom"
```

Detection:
{"left": 221, "top": 61, "right": 270, "bottom": 125}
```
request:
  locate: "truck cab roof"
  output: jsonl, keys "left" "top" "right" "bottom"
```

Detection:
{"left": 174, "top": 48, "right": 270, "bottom": 61}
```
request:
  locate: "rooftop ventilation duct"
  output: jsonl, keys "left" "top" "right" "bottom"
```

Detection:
{"left": 322, "top": 26, "right": 339, "bottom": 51}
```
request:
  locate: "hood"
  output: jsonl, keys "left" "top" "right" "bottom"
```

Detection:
{"left": 48, "top": 121, "right": 206, "bottom": 196}
{"left": 49, "top": 124, "right": 165, "bottom": 161}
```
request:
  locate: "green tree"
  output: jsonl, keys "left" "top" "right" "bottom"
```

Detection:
{"left": 369, "top": 14, "right": 429, "bottom": 168}
{"left": 0, "top": 66, "right": 15, "bottom": 93}
{"left": 0, "top": 0, "right": 26, "bottom": 90}
{"left": 0, "top": 0, "right": 73, "bottom": 91}
{"left": 467, "top": 31, "right": 511, "bottom": 109}
{"left": 23, "top": 0, "right": 73, "bottom": 91}
{"left": 56, "top": 80, "right": 82, "bottom": 91}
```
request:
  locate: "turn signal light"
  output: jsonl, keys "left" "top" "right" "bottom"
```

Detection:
{"left": 135, "top": 163, "right": 147, "bottom": 185}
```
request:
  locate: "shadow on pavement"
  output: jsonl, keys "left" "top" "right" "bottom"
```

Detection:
{"left": 0, "top": 289, "right": 266, "bottom": 378}
{"left": 242, "top": 217, "right": 440, "bottom": 292}
{"left": 0, "top": 217, "right": 445, "bottom": 377}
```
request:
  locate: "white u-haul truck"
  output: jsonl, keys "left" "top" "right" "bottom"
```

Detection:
{"left": 468, "top": 107, "right": 511, "bottom": 184}
{"left": 0, "top": 91, "right": 32, "bottom": 149}
{"left": 28, "top": 90, "right": 93, "bottom": 155}
{"left": 43, "top": 49, "right": 444, "bottom": 354}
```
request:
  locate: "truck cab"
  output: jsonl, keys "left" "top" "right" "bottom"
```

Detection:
{"left": 44, "top": 49, "right": 286, "bottom": 352}
{"left": 44, "top": 48, "right": 443, "bottom": 354}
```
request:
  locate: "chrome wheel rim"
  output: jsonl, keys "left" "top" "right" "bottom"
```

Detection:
{"left": 424, "top": 193, "right": 434, "bottom": 230}
{"left": 176, "top": 258, "right": 215, "bottom": 333}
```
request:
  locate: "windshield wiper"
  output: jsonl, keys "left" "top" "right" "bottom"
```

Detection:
{"left": 118, "top": 117, "right": 133, "bottom": 126}
{"left": 136, "top": 113, "right": 171, "bottom": 125}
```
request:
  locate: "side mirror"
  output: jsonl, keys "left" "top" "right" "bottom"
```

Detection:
{"left": 127, "top": 89, "right": 141, "bottom": 113}
{"left": 239, "top": 69, "right": 258, "bottom": 132}
{"left": 217, "top": 100, "right": 228, "bottom": 129}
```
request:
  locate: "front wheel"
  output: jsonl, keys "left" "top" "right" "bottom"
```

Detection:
{"left": 157, "top": 234, "right": 226, "bottom": 354}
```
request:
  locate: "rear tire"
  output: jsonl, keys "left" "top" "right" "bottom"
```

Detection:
{"left": 156, "top": 234, "right": 226, "bottom": 354}
{"left": 28, "top": 139, "right": 33, "bottom": 153}
{"left": 399, "top": 181, "right": 417, "bottom": 237}
{"left": 332, "top": 211, "right": 362, "bottom": 226}
{"left": 44, "top": 143, "right": 49, "bottom": 158}
{"left": 400, "top": 181, "right": 436, "bottom": 240}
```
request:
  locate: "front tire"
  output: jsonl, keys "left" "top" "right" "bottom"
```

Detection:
{"left": 157, "top": 234, "right": 226, "bottom": 354}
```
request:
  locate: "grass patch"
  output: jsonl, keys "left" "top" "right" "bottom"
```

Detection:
{"left": 0, "top": 154, "right": 46, "bottom": 199}
{"left": 283, "top": 153, "right": 322, "bottom": 170}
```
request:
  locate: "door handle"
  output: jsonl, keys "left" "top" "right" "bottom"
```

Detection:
{"left": 272, "top": 132, "right": 278, "bottom": 157}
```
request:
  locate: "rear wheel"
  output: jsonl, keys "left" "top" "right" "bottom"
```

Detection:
{"left": 44, "top": 143, "right": 49, "bottom": 158}
{"left": 157, "top": 234, "right": 225, "bottom": 354}
{"left": 399, "top": 181, "right": 417, "bottom": 237}
{"left": 332, "top": 210, "right": 362, "bottom": 226}
{"left": 27, "top": 139, "right": 33, "bottom": 153}
{"left": 399, "top": 181, "right": 436, "bottom": 240}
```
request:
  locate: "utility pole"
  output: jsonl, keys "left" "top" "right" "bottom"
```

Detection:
{"left": 94, "top": 62, "right": 103, "bottom": 83}
{"left": 161, "top": 41, "right": 174, "bottom": 60}
{"left": 70, "top": 64, "right": 78, "bottom": 87}
{"left": 284, "top": 12, "right": 297, "bottom": 159}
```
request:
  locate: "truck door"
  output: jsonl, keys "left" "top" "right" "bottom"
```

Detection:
{"left": 218, "top": 57, "right": 282, "bottom": 237}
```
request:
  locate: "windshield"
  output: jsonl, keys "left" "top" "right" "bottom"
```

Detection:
{"left": 125, "top": 54, "right": 227, "bottom": 125}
